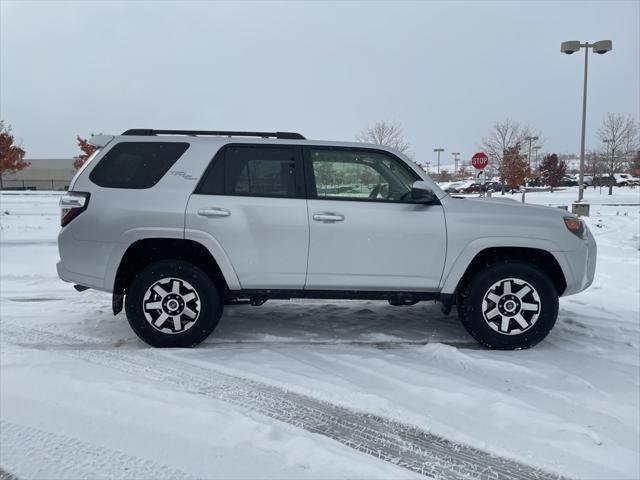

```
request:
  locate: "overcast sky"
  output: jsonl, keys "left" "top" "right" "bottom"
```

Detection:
{"left": 1, "top": 0, "right": 638, "bottom": 167}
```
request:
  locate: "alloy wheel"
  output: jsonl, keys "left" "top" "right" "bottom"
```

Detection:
{"left": 142, "top": 277, "right": 201, "bottom": 334}
{"left": 481, "top": 278, "right": 541, "bottom": 335}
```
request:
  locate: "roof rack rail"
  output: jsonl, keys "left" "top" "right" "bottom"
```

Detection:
{"left": 121, "top": 129, "right": 306, "bottom": 140}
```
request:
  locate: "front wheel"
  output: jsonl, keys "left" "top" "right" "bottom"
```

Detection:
{"left": 125, "top": 260, "right": 223, "bottom": 347}
{"left": 457, "top": 262, "right": 559, "bottom": 350}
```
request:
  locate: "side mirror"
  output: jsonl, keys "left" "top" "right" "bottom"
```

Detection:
{"left": 411, "top": 181, "right": 438, "bottom": 204}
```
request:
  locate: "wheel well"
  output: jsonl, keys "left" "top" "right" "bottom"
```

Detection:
{"left": 114, "top": 238, "right": 228, "bottom": 301}
{"left": 456, "top": 247, "right": 567, "bottom": 297}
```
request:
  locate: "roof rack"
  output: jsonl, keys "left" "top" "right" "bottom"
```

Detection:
{"left": 121, "top": 129, "right": 306, "bottom": 140}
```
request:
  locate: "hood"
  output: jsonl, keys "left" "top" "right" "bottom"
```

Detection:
{"left": 446, "top": 195, "right": 572, "bottom": 219}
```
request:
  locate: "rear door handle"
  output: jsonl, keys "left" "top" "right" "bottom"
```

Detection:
{"left": 313, "top": 212, "right": 344, "bottom": 222}
{"left": 197, "top": 207, "right": 231, "bottom": 217}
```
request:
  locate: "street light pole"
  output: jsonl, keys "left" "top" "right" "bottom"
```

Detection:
{"left": 434, "top": 148, "right": 444, "bottom": 180}
{"left": 533, "top": 146, "right": 541, "bottom": 171}
{"left": 561, "top": 39, "right": 612, "bottom": 203}
{"left": 452, "top": 152, "right": 460, "bottom": 179}
{"left": 578, "top": 44, "right": 589, "bottom": 201}
{"left": 524, "top": 136, "right": 539, "bottom": 176}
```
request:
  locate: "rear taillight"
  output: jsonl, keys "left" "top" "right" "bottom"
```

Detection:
{"left": 60, "top": 192, "right": 90, "bottom": 227}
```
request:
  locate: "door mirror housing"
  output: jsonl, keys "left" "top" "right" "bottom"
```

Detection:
{"left": 411, "top": 181, "right": 438, "bottom": 204}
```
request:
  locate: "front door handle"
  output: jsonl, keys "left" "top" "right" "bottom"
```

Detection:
{"left": 198, "top": 207, "right": 231, "bottom": 217}
{"left": 313, "top": 212, "right": 344, "bottom": 222}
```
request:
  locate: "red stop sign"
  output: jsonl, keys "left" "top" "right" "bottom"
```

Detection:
{"left": 471, "top": 152, "right": 489, "bottom": 170}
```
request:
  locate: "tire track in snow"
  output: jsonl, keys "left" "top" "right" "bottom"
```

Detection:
{"left": 0, "top": 421, "right": 194, "bottom": 480}
{"left": 3, "top": 325, "right": 570, "bottom": 480}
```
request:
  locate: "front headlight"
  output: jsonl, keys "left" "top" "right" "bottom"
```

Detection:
{"left": 564, "top": 216, "right": 586, "bottom": 239}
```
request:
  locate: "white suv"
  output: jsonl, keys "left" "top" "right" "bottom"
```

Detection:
{"left": 57, "top": 129, "right": 597, "bottom": 350}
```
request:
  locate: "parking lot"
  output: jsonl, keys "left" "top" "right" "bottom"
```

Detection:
{"left": 1, "top": 189, "right": 638, "bottom": 479}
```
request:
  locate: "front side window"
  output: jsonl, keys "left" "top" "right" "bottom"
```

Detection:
{"left": 89, "top": 142, "right": 189, "bottom": 189}
{"left": 198, "top": 145, "right": 302, "bottom": 198}
{"left": 310, "top": 149, "right": 418, "bottom": 202}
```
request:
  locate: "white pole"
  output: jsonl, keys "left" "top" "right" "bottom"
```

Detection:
{"left": 578, "top": 44, "right": 589, "bottom": 202}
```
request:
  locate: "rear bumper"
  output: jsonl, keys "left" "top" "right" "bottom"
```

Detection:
{"left": 57, "top": 226, "right": 112, "bottom": 292}
{"left": 57, "top": 261, "right": 105, "bottom": 291}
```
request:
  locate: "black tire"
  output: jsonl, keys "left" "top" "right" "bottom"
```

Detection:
{"left": 457, "top": 261, "right": 558, "bottom": 350}
{"left": 125, "top": 260, "right": 223, "bottom": 347}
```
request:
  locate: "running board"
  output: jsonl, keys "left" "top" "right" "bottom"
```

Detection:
{"left": 225, "top": 289, "right": 439, "bottom": 303}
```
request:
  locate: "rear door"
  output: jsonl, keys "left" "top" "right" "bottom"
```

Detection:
{"left": 185, "top": 144, "right": 308, "bottom": 290}
{"left": 304, "top": 147, "right": 446, "bottom": 291}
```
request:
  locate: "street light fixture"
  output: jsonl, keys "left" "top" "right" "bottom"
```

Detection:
{"left": 434, "top": 148, "right": 444, "bottom": 180}
{"left": 561, "top": 39, "right": 613, "bottom": 202}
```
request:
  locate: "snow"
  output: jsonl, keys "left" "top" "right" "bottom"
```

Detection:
{"left": 1, "top": 188, "right": 639, "bottom": 479}
{"left": 486, "top": 185, "right": 640, "bottom": 206}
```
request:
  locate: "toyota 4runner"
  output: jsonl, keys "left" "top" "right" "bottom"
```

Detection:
{"left": 57, "top": 129, "right": 597, "bottom": 349}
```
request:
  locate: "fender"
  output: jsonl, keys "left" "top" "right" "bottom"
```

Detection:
{"left": 104, "top": 227, "right": 242, "bottom": 293}
{"left": 440, "top": 236, "right": 565, "bottom": 294}
{"left": 104, "top": 227, "right": 184, "bottom": 292}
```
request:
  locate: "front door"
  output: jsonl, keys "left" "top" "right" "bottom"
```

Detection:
{"left": 186, "top": 144, "right": 308, "bottom": 289}
{"left": 304, "top": 147, "right": 446, "bottom": 291}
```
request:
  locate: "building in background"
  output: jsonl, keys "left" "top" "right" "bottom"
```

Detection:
{"left": 0, "top": 159, "right": 75, "bottom": 190}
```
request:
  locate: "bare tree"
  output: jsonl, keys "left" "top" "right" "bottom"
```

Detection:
{"left": 597, "top": 113, "right": 639, "bottom": 195}
{"left": 439, "top": 169, "right": 452, "bottom": 182}
{"left": 356, "top": 121, "right": 411, "bottom": 156}
{"left": 585, "top": 150, "right": 604, "bottom": 189}
{"left": 480, "top": 119, "right": 543, "bottom": 192}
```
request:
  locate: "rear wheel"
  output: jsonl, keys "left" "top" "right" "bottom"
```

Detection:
{"left": 125, "top": 260, "right": 222, "bottom": 347}
{"left": 458, "top": 261, "right": 558, "bottom": 350}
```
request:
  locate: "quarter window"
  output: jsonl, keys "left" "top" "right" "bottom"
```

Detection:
{"left": 89, "top": 142, "right": 189, "bottom": 189}
{"left": 310, "top": 149, "right": 418, "bottom": 202}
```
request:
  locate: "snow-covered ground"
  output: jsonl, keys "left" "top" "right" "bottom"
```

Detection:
{"left": 1, "top": 187, "right": 639, "bottom": 479}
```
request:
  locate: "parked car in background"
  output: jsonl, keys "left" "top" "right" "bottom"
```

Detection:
{"left": 593, "top": 175, "right": 614, "bottom": 187}
{"left": 614, "top": 173, "right": 640, "bottom": 186}
{"left": 484, "top": 181, "right": 503, "bottom": 192}
{"left": 591, "top": 174, "right": 640, "bottom": 187}
{"left": 441, "top": 180, "right": 474, "bottom": 194}
{"left": 527, "top": 177, "right": 544, "bottom": 187}
{"left": 568, "top": 175, "right": 593, "bottom": 186}
{"left": 458, "top": 182, "right": 481, "bottom": 194}
{"left": 560, "top": 176, "right": 578, "bottom": 187}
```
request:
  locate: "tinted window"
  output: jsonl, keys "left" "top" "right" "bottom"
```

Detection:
{"left": 198, "top": 150, "right": 225, "bottom": 195}
{"left": 90, "top": 142, "right": 189, "bottom": 189}
{"left": 310, "top": 149, "right": 418, "bottom": 202}
{"left": 198, "top": 146, "right": 301, "bottom": 198}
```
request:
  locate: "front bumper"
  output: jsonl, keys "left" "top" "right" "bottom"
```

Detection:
{"left": 556, "top": 230, "right": 597, "bottom": 296}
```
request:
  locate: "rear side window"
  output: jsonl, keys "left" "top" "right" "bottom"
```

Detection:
{"left": 198, "top": 145, "right": 303, "bottom": 198}
{"left": 89, "top": 142, "right": 189, "bottom": 189}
